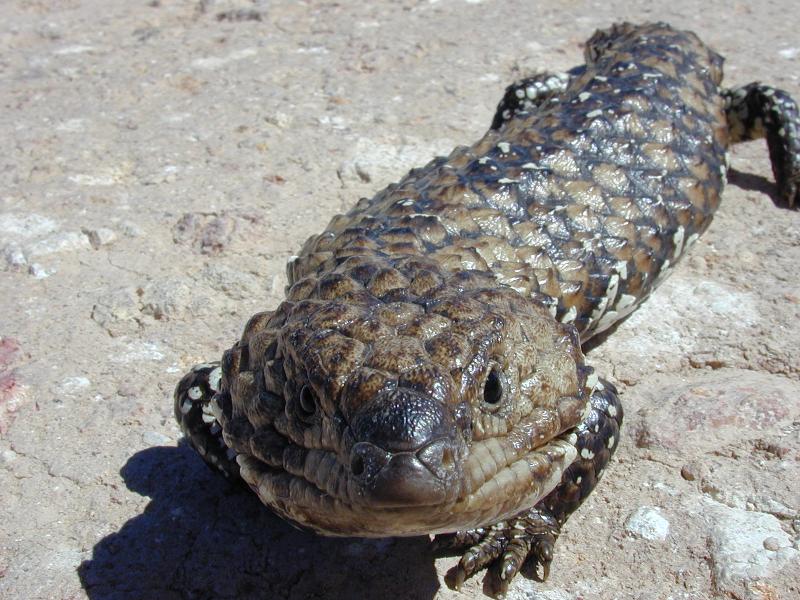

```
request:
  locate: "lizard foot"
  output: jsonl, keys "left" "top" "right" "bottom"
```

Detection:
{"left": 433, "top": 508, "right": 560, "bottom": 597}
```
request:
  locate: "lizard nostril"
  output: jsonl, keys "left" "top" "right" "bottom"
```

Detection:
{"left": 350, "top": 442, "right": 390, "bottom": 480}
{"left": 416, "top": 439, "right": 458, "bottom": 480}
{"left": 441, "top": 445, "right": 454, "bottom": 470}
{"left": 351, "top": 454, "right": 365, "bottom": 476}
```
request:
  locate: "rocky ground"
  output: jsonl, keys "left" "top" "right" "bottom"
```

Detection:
{"left": 1, "top": 1, "right": 798, "bottom": 599}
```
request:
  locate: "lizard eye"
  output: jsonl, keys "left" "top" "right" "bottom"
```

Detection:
{"left": 482, "top": 367, "right": 505, "bottom": 409}
{"left": 297, "top": 385, "right": 318, "bottom": 420}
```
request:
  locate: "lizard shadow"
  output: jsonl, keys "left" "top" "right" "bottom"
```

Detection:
{"left": 727, "top": 168, "right": 786, "bottom": 207}
{"left": 78, "top": 443, "right": 439, "bottom": 600}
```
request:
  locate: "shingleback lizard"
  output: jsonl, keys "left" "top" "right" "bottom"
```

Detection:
{"left": 174, "top": 22, "right": 800, "bottom": 595}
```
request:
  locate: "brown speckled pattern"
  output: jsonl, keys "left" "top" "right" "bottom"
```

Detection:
{"left": 174, "top": 21, "right": 800, "bottom": 594}
{"left": 222, "top": 273, "right": 590, "bottom": 536}
{"left": 289, "top": 22, "right": 729, "bottom": 338}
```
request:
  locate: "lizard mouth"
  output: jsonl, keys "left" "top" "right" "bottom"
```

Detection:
{"left": 235, "top": 426, "right": 579, "bottom": 537}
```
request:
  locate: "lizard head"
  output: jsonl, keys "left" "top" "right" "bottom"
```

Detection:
{"left": 212, "top": 257, "right": 590, "bottom": 536}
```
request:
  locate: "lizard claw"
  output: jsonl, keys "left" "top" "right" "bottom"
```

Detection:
{"left": 526, "top": 531, "right": 556, "bottom": 581}
{"left": 433, "top": 509, "right": 560, "bottom": 596}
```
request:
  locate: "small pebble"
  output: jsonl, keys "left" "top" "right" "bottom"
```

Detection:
{"left": 763, "top": 536, "right": 782, "bottom": 552}
{"left": 0, "top": 449, "right": 18, "bottom": 465}
{"left": 120, "top": 221, "right": 142, "bottom": 237}
{"left": 3, "top": 244, "right": 27, "bottom": 268}
{"left": 625, "top": 506, "right": 670, "bottom": 541}
{"left": 264, "top": 112, "right": 292, "bottom": 128}
{"left": 25, "top": 231, "right": 91, "bottom": 257}
{"left": 143, "top": 431, "right": 171, "bottom": 446}
{"left": 112, "top": 340, "right": 165, "bottom": 363}
{"left": 172, "top": 213, "right": 237, "bottom": 255}
{"left": 117, "top": 382, "right": 141, "bottom": 397}
{"left": 28, "top": 263, "right": 50, "bottom": 279}
{"left": 84, "top": 227, "right": 117, "bottom": 249}
{"left": 681, "top": 463, "right": 698, "bottom": 481}
{"left": 0, "top": 213, "right": 57, "bottom": 239}
{"left": 61, "top": 377, "right": 90, "bottom": 393}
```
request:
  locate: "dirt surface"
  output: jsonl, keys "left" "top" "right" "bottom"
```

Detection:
{"left": 1, "top": 1, "right": 798, "bottom": 599}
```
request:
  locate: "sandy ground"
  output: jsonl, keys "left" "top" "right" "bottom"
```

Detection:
{"left": 1, "top": 1, "right": 798, "bottom": 599}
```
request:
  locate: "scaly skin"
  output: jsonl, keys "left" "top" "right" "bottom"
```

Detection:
{"left": 174, "top": 22, "right": 800, "bottom": 595}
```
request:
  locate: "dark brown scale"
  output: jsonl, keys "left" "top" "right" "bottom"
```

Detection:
{"left": 290, "top": 24, "right": 729, "bottom": 340}
{"left": 174, "top": 21, "right": 800, "bottom": 596}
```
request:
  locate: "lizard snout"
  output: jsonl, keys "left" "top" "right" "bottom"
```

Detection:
{"left": 348, "top": 387, "right": 463, "bottom": 506}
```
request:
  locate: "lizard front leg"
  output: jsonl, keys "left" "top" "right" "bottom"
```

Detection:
{"left": 434, "top": 378, "right": 623, "bottom": 596}
{"left": 174, "top": 361, "right": 242, "bottom": 482}
{"left": 490, "top": 67, "right": 585, "bottom": 129}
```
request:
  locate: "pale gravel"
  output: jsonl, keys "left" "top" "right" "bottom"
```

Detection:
{"left": 0, "top": 1, "right": 798, "bottom": 599}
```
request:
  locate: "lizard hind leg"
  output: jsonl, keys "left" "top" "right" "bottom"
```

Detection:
{"left": 174, "top": 362, "right": 241, "bottom": 481}
{"left": 433, "top": 378, "right": 623, "bottom": 596}
{"left": 490, "top": 68, "right": 584, "bottom": 130}
{"left": 723, "top": 83, "right": 800, "bottom": 206}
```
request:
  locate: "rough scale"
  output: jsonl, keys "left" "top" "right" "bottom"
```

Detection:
{"left": 174, "top": 22, "right": 800, "bottom": 595}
